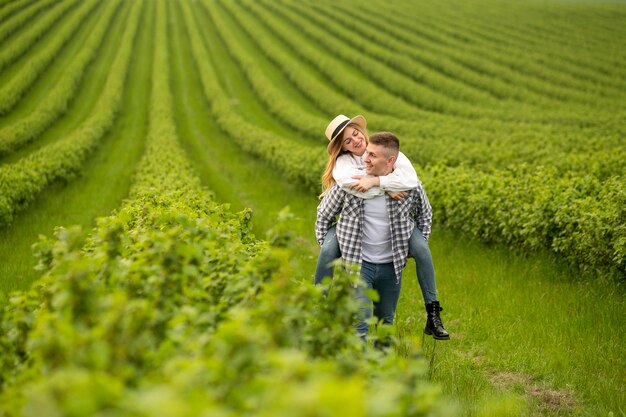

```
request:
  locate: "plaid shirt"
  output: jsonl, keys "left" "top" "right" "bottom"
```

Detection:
{"left": 315, "top": 182, "right": 433, "bottom": 281}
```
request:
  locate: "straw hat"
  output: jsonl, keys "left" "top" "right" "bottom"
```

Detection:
{"left": 325, "top": 114, "right": 366, "bottom": 153}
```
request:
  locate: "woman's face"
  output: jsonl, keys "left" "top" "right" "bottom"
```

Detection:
{"left": 341, "top": 126, "right": 366, "bottom": 156}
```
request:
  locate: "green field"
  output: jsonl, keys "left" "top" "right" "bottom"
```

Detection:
{"left": 0, "top": 0, "right": 624, "bottom": 415}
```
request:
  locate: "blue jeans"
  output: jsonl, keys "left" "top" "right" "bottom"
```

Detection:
{"left": 314, "top": 226, "right": 438, "bottom": 304}
{"left": 314, "top": 225, "right": 340, "bottom": 285}
{"left": 408, "top": 229, "right": 438, "bottom": 304}
{"left": 355, "top": 261, "right": 401, "bottom": 339}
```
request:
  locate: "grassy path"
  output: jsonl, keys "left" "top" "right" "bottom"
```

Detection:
{"left": 0, "top": 0, "right": 153, "bottom": 294}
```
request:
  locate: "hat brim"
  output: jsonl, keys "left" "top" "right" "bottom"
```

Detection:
{"left": 327, "top": 115, "right": 366, "bottom": 153}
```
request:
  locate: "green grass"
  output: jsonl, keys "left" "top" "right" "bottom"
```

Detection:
{"left": 397, "top": 230, "right": 625, "bottom": 415}
{"left": 0, "top": 0, "right": 153, "bottom": 295}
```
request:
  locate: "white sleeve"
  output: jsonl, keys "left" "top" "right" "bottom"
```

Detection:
{"left": 378, "top": 151, "right": 418, "bottom": 191}
{"left": 333, "top": 154, "right": 384, "bottom": 199}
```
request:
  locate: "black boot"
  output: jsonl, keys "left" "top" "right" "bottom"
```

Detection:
{"left": 424, "top": 301, "right": 450, "bottom": 340}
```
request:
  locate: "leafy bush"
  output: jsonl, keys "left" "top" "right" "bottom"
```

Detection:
{"left": 426, "top": 164, "right": 625, "bottom": 279}
{"left": 0, "top": 188, "right": 453, "bottom": 416}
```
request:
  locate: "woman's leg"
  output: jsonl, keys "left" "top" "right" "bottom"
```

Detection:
{"left": 313, "top": 225, "right": 341, "bottom": 285}
{"left": 409, "top": 228, "right": 450, "bottom": 340}
{"left": 408, "top": 228, "right": 438, "bottom": 304}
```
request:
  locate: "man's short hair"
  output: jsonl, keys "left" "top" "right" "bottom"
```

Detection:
{"left": 369, "top": 132, "right": 399, "bottom": 158}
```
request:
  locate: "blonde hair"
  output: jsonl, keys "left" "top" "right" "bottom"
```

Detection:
{"left": 319, "top": 123, "right": 369, "bottom": 198}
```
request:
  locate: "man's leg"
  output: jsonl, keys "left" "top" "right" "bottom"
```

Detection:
{"left": 372, "top": 262, "right": 401, "bottom": 349}
{"left": 314, "top": 225, "right": 341, "bottom": 285}
{"left": 356, "top": 261, "right": 376, "bottom": 340}
{"left": 372, "top": 262, "right": 402, "bottom": 326}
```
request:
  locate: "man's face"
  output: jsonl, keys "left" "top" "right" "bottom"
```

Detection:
{"left": 364, "top": 143, "right": 392, "bottom": 176}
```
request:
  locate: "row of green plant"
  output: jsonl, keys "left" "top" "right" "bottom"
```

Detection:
{"left": 0, "top": 3, "right": 452, "bottom": 413}
{"left": 425, "top": 164, "right": 626, "bottom": 279}
{"left": 201, "top": 0, "right": 323, "bottom": 141}
{"left": 213, "top": 1, "right": 512, "bottom": 132}
{"left": 213, "top": 0, "right": 547, "bottom": 156}
{"left": 0, "top": 0, "right": 142, "bottom": 228}
{"left": 240, "top": 0, "right": 559, "bottom": 140}
{"left": 395, "top": 125, "right": 625, "bottom": 181}
{"left": 371, "top": 0, "right": 625, "bottom": 100}
{"left": 0, "top": 0, "right": 20, "bottom": 10}
{"left": 284, "top": 0, "right": 530, "bottom": 108}
{"left": 0, "top": 0, "right": 35, "bottom": 27}
{"left": 299, "top": 0, "right": 610, "bottom": 112}
{"left": 0, "top": 0, "right": 92, "bottom": 114}
{"left": 241, "top": 0, "right": 624, "bottom": 174}
{"left": 0, "top": 206, "right": 451, "bottom": 416}
{"left": 271, "top": 0, "right": 601, "bottom": 125}
{"left": 237, "top": 5, "right": 422, "bottom": 122}
{"left": 337, "top": 0, "right": 625, "bottom": 107}
{"left": 0, "top": 0, "right": 79, "bottom": 73}
{"left": 0, "top": 0, "right": 56, "bottom": 44}
{"left": 279, "top": 0, "right": 623, "bottom": 117}
{"left": 413, "top": 0, "right": 626, "bottom": 91}
{"left": 0, "top": 0, "right": 123, "bottom": 156}
{"left": 267, "top": 0, "right": 508, "bottom": 120}
{"left": 212, "top": 0, "right": 625, "bottom": 179}
{"left": 444, "top": 0, "right": 619, "bottom": 54}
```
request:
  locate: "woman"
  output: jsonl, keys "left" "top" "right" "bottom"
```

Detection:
{"left": 315, "top": 114, "right": 449, "bottom": 340}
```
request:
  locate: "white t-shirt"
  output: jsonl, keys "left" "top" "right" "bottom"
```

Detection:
{"left": 361, "top": 196, "right": 393, "bottom": 263}
{"left": 332, "top": 151, "right": 418, "bottom": 199}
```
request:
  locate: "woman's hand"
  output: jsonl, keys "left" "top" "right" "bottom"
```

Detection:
{"left": 350, "top": 175, "right": 379, "bottom": 192}
{"left": 388, "top": 191, "right": 408, "bottom": 200}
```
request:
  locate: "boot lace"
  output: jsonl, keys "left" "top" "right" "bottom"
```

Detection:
{"left": 429, "top": 304, "right": 444, "bottom": 328}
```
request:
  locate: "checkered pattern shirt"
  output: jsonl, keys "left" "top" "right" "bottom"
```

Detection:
{"left": 315, "top": 182, "right": 433, "bottom": 281}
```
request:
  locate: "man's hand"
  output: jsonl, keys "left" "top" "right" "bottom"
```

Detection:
{"left": 388, "top": 191, "right": 408, "bottom": 200}
{"left": 350, "top": 175, "right": 379, "bottom": 192}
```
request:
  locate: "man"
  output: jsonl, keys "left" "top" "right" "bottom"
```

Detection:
{"left": 315, "top": 132, "right": 449, "bottom": 341}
